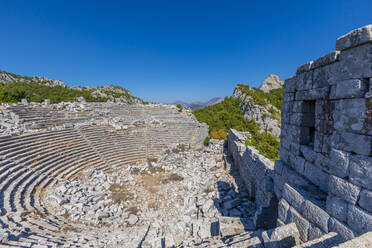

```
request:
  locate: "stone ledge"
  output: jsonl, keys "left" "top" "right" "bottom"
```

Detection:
{"left": 336, "top": 24, "right": 372, "bottom": 51}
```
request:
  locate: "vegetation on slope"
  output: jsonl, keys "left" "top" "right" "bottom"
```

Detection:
{"left": 236, "top": 84, "right": 283, "bottom": 121}
{"left": 236, "top": 84, "right": 283, "bottom": 109}
{"left": 193, "top": 96, "right": 279, "bottom": 160}
{"left": 0, "top": 82, "right": 105, "bottom": 103}
{"left": 0, "top": 71, "right": 142, "bottom": 104}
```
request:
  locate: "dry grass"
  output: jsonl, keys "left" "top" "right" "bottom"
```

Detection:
{"left": 109, "top": 183, "right": 133, "bottom": 205}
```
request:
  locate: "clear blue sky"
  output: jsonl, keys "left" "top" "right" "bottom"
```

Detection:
{"left": 0, "top": 1, "right": 371, "bottom": 103}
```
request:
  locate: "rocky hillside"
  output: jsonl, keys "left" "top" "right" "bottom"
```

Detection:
{"left": 0, "top": 70, "right": 143, "bottom": 104}
{"left": 233, "top": 74, "right": 284, "bottom": 137}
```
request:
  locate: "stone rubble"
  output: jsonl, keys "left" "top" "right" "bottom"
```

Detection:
{"left": 43, "top": 140, "right": 257, "bottom": 247}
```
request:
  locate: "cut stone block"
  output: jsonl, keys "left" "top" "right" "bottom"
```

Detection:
{"left": 261, "top": 223, "right": 301, "bottom": 248}
{"left": 347, "top": 205, "right": 372, "bottom": 235}
{"left": 349, "top": 154, "right": 372, "bottom": 190}
{"left": 326, "top": 195, "right": 348, "bottom": 223}
{"left": 287, "top": 206, "right": 310, "bottom": 242}
{"left": 328, "top": 175, "right": 360, "bottom": 204}
{"left": 302, "top": 200, "right": 330, "bottom": 233}
{"left": 330, "top": 79, "right": 368, "bottom": 99}
{"left": 336, "top": 24, "right": 372, "bottom": 51}
{"left": 358, "top": 189, "right": 372, "bottom": 213}
{"left": 282, "top": 183, "right": 305, "bottom": 213}
{"left": 219, "top": 216, "right": 255, "bottom": 237}
{"left": 329, "top": 148, "right": 350, "bottom": 179}
{"left": 328, "top": 217, "right": 355, "bottom": 241}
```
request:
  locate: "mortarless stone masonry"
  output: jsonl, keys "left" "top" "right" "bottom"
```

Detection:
{"left": 275, "top": 24, "right": 372, "bottom": 242}
{"left": 226, "top": 24, "right": 372, "bottom": 247}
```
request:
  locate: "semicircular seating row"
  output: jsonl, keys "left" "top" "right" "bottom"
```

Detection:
{"left": 0, "top": 106, "right": 203, "bottom": 247}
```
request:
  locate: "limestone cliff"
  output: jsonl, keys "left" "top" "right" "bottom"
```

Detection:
{"left": 232, "top": 75, "right": 283, "bottom": 137}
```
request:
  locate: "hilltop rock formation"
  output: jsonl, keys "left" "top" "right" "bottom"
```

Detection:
{"left": 259, "top": 74, "right": 284, "bottom": 93}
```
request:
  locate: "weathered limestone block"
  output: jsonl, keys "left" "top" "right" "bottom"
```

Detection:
{"left": 326, "top": 195, "right": 348, "bottom": 223}
{"left": 278, "top": 198, "right": 290, "bottom": 222}
{"left": 297, "top": 61, "right": 313, "bottom": 75}
{"left": 296, "top": 71, "right": 314, "bottom": 91}
{"left": 334, "top": 232, "right": 372, "bottom": 248}
{"left": 307, "top": 223, "right": 325, "bottom": 241}
{"left": 290, "top": 142, "right": 301, "bottom": 156}
{"left": 284, "top": 76, "right": 297, "bottom": 93}
{"left": 349, "top": 154, "right": 372, "bottom": 190}
{"left": 219, "top": 216, "right": 255, "bottom": 237}
{"left": 292, "top": 101, "right": 306, "bottom": 113}
{"left": 314, "top": 131, "right": 324, "bottom": 153}
{"left": 287, "top": 206, "right": 310, "bottom": 242}
{"left": 281, "top": 137, "right": 291, "bottom": 150}
{"left": 293, "top": 155, "right": 305, "bottom": 175}
{"left": 347, "top": 205, "right": 372, "bottom": 235}
{"left": 333, "top": 98, "right": 368, "bottom": 135}
{"left": 282, "top": 124, "right": 303, "bottom": 143}
{"left": 290, "top": 113, "right": 305, "bottom": 126}
{"left": 328, "top": 175, "right": 361, "bottom": 204}
{"left": 279, "top": 147, "right": 290, "bottom": 165}
{"left": 300, "top": 145, "right": 317, "bottom": 163}
{"left": 295, "top": 87, "right": 329, "bottom": 101}
{"left": 282, "top": 101, "right": 292, "bottom": 113}
{"left": 336, "top": 24, "right": 372, "bottom": 51}
{"left": 282, "top": 184, "right": 305, "bottom": 213}
{"left": 260, "top": 222, "right": 301, "bottom": 248}
{"left": 328, "top": 217, "right": 355, "bottom": 242}
{"left": 312, "top": 51, "right": 340, "bottom": 70}
{"left": 281, "top": 162, "right": 312, "bottom": 189}
{"left": 273, "top": 172, "right": 285, "bottom": 199}
{"left": 314, "top": 153, "right": 330, "bottom": 171}
{"left": 283, "top": 92, "right": 295, "bottom": 102}
{"left": 330, "top": 79, "right": 368, "bottom": 99}
{"left": 303, "top": 161, "right": 328, "bottom": 192}
{"left": 302, "top": 200, "right": 330, "bottom": 233}
{"left": 358, "top": 189, "right": 372, "bottom": 213}
{"left": 331, "top": 131, "right": 371, "bottom": 156}
{"left": 293, "top": 232, "right": 341, "bottom": 248}
{"left": 338, "top": 43, "right": 372, "bottom": 80}
{"left": 329, "top": 148, "right": 350, "bottom": 179}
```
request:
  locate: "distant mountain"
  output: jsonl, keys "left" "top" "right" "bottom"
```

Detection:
{"left": 172, "top": 97, "right": 223, "bottom": 110}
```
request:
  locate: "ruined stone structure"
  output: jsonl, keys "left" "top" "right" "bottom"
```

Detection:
{"left": 275, "top": 24, "right": 372, "bottom": 242}
{"left": 225, "top": 25, "right": 372, "bottom": 247}
{"left": 0, "top": 25, "right": 372, "bottom": 248}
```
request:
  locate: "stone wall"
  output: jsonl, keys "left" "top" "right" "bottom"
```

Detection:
{"left": 274, "top": 24, "right": 372, "bottom": 243}
{"left": 227, "top": 129, "right": 278, "bottom": 228}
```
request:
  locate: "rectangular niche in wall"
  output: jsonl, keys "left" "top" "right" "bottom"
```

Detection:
{"left": 300, "top": 100, "right": 316, "bottom": 147}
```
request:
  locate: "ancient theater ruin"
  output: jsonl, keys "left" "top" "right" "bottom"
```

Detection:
{"left": 0, "top": 25, "right": 371, "bottom": 247}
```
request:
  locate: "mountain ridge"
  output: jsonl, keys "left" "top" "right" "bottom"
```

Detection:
{"left": 0, "top": 70, "right": 143, "bottom": 104}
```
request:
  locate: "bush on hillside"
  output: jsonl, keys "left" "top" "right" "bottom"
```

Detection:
{"left": 193, "top": 96, "right": 279, "bottom": 160}
{"left": 0, "top": 81, "right": 138, "bottom": 104}
{"left": 236, "top": 84, "right": 284, "bottom": 110}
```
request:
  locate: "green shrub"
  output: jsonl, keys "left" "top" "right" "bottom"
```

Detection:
{"left": 193, "top": 96, "right": 279, "bottom": 160}
{"left": 236, "top": 84, "right": 284, "bottom": 110}
{"left": 203, "top": 136, "right": 210, "bottom": 146}
{"left": 176, "top": 104, "right": 183, "bottom": 112}
{"left": 0, "top": 81, "right": 139, "bottom": 104}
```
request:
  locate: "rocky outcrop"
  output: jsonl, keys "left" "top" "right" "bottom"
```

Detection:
{"left": 0, "top": 70, "right": 67, "bottom": 87}
{"left": 259, "top": 74, "right": 284, "bottom": 93}
{"left": 233, "top": 86, "right": 282, "bottom": 137}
